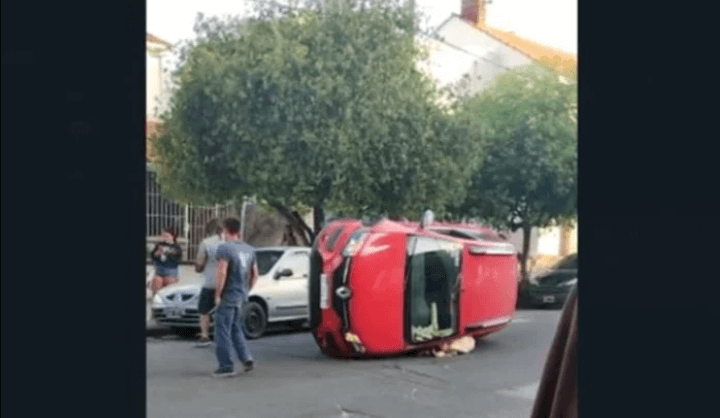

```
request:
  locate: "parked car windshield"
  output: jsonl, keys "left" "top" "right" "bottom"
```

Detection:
{"left": 553, "top": 253, "right": 577, "bottom": 270}
{"left": 256, "top": 250, "right": 285, "bottom": 275}
{"left": 538, "top": 272, "right": 574, "bottom": 286}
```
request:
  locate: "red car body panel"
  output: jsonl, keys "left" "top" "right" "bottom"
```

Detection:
{"left": 347, "top": 230, "right": 408, "bottom": 355}
{"left": 310, "top": 219, "right": 518, "bottom": 358}
{"left": 459, "top": 249, "right": 518, "bottom": 331}
{"left": 311, "top": 219, "right": 363, "bottom": 356}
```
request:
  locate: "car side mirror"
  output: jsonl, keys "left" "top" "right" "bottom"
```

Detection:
{"left": 274, "top": 268, "right": 293, "bottom": 280}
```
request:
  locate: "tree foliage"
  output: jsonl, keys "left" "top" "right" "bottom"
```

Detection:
{"left": 449, "top": 64, "right": 577, "bottom": 279}
{"left": 149, "top": 0, "right": 481, "bottom": 232}
{"left": 455, "top": 122, "right": 577, "bottom": 231}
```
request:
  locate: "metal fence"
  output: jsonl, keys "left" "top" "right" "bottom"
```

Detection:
{"left": 146, "top": 168, "right": 187, "bottom": 239}
{"left": 146, "top": 164, "right": 241, "bottom": 262}
{"left": 185, "top": 204, "right": 242, "bottom": 261}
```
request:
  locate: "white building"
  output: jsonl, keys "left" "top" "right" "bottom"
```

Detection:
{"left": 146, "top": 33, "right": 173, "bottom": 118}
{"left": 146, "top": 33, "right": 175, "bottom": 162}
{"left": 417, "top": 1, "right": 577, "bottom": 261}
{"left": 417, "top": 1, "right": 576, "bottom": 99}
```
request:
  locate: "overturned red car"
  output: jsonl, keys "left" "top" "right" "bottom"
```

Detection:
{"left": 308, "top": 212, "right": 519, "bottom": 358}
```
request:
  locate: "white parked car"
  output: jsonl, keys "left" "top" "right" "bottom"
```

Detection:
{"left": 150, "top": 246, "right": 311, "bottom": 339}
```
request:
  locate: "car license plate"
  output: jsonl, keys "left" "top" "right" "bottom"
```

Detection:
{"left": 543, "top": 296, "right": 555, "bottom": 303}
{"left": 320, "top": 274, "right": 330, "bottom": 309}
{"left": 166, "top": 308, "right": 184, "bottom": 318}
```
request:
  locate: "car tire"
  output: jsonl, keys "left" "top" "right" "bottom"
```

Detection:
{"left": 243, "top": 301, "right": 267, "bottom": 340}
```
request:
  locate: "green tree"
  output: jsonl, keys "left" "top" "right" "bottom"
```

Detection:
{"left": 149, "top": 0, "right": 480, "bottom": 244}
{"left": 450, "top": 64, "right": 577, "bottom": 284}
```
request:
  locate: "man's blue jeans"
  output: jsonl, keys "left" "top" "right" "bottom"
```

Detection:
{"left": 215, "top": 303, "right": 253, "bottom": 370}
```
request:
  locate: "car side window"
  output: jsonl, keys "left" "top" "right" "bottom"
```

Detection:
{"left": 276, "top": 252, "right": 310, "bottom": 279}
{"left": 407, "top": 236, "right": 463, "bottom": 341}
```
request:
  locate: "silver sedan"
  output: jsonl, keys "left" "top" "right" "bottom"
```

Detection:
{"left": 150, "top": 246, "right": 311, "bottom": 339}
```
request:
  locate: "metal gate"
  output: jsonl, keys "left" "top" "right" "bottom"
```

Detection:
{"left": 146, "top": 167, "right": 186, "bottom": 239}
{"left": 146, "top": 164, "right": 242, "bottom": 262}
{"left": 186, "top": 203, "right": 242, "bottom": 261}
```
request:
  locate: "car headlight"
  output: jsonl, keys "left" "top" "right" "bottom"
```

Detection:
{"left": 559, "top": 278, "right": 578, "bottom": 287}
{"left": 152, "top": 294, "right": 163, "bottom": 306}
{"left": 343, "top": 231, "right": 368, "bottom": 257}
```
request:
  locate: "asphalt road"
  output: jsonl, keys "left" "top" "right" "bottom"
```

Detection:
{"left": 147, "top": 309, "right": 562, "bottom": 418}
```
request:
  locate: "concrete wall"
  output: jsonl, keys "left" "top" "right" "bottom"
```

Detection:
{"left": 504, "top": 228, "right": 539, "bottom": 256}
{"left": 502, "top": 224, "right": 577, "bottom": 257}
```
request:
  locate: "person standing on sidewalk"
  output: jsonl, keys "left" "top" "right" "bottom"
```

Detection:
{"left": 194, "top": 219, "right": 223, "bottom": 347}
{"left": 149, "top": 227, "right": 182, "bottom": 298}
{"left": 212, "top": 217, "right": 259, "bottom": 377}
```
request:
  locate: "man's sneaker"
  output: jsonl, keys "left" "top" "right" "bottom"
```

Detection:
{"left": 196, "top": 338, "right": 211, "bottom": 348}
{"left": 212, "top": 368, "right": 237, "bottom": 378}
{"left": 243, "top": 360, "right": 254, "bottom": 373}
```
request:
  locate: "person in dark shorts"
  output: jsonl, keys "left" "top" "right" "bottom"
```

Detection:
{"left": 212, "top": 217, "right": 259, "bottom": 378}
{"left": 194, "top": 219, "right": 223, "bottom": 347}
{"left": 149, "top": 227, "right": 182, "bottom": 298}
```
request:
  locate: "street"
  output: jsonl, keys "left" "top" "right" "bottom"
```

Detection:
{"left": 147, "top": 309, "right": 561, "bottom": 418}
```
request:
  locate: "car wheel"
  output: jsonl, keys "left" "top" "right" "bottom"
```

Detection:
{"left": 243, "top": 301, "right": 267, "bottom": 340}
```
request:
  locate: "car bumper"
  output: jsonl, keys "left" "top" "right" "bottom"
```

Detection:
{"left": 151, "top": 307, "right": 203, "bottom": 328}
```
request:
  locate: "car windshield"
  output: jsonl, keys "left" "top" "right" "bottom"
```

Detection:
{"left": 256, "top": 250, "right": 284, "bottom": 275}
{"left": 539, "top": 273, "right": 573, "bottom": 286}
{"left": 553, "top": 254, "right": 577, "bottom": 270}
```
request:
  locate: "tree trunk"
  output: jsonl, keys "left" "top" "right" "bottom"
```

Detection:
{"left": 269, "top": 202, "right": 314, "bottom": 246}
{"left": 521, "top": 222, "right": 531, "bottom": 279}
{"left": 282, "top": 223, "right": 299, "bottom": 246}
{"left": 313, "top": 206, "right": 325, "bottom": 235}
{"left": 519, "top": 221, "right": 532, "bottom": 292}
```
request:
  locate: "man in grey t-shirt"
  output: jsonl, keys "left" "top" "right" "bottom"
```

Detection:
{"left": 212, "top": 217, "right": 258, "bottom": 377}
{"left": 194, "top": 219, "right": 223, "bottom": 347}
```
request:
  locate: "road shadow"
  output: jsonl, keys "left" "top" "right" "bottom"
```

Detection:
{"left": 516, "top": 305, "right": 563, "bottom": 311}
{"left": 262, "top": 323, "right": 311, "bottom": 337}
{"left": 163, "top": 323, "right": 311, "bottom": 342}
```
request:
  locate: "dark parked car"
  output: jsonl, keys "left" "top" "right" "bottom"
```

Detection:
{"left": 519, "top": 253, "right": 577, "bottom": 309}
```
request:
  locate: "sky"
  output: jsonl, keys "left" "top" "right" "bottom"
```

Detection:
{"left": 148, "top": 0, "right": 577, "bottom": 54}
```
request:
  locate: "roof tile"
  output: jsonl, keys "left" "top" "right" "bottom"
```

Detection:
{"left": 146, "top": 33, "right": 173, "bottom": 49}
